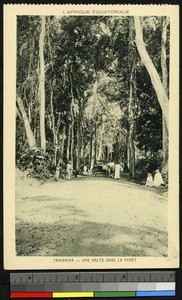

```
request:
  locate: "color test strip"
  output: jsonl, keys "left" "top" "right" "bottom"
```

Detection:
{"left": 10, "top": 292, "right": 52, "bottom": 298}
{"left": 10, "top": 290, "right": 176, "bottom": 298}
{"left": 53, "top": 292, "right": 94, "bottom": 298}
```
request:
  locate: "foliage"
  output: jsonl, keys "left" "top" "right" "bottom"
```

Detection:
{"left": 135, "top": 66, "right": 162, "bottom": 152}
{"left": 16, "top": 15, "right": 169, "bottom": 180}
{"left": 135, "top": 156, "right": 162, "bottom": 180}
{"left": 17, "top": 148, "right": 52, "bottom": 180}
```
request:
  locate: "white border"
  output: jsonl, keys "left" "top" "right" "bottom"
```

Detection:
{"left": 4, "top": 4, "right": 179, "bottom": 270}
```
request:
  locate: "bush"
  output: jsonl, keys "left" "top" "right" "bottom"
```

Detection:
{"left": 17, "top": 148, "right": 53, "bottom": 180}
{"left": 135, "top": 157, "right": 162, "bottom": 181}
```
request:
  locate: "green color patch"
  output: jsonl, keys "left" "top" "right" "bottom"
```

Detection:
{"left": 94, "top": 291, "right": 136, "bottom": 297}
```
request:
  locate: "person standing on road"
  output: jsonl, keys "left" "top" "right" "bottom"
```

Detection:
{"left": 66, "top": 161, "right": 72, "bottom": 180}
{"left": 114, "top": 162, "right": 121, "bottom": 180}
{"left": 55, "top": 164, "right": 60, "bottom": 181}
{"left": 83, "top": 165, "right": 88, "bottom": 175}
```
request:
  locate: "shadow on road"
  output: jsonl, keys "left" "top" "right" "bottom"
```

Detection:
{"left": 16, "top": 217, "right": 167, "bottom": 257}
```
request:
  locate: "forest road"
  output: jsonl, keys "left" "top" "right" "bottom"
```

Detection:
{"left": 16, "top": 176, "right": 168, "bottom": 257}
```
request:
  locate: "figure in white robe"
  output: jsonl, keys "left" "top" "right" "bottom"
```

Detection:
{"left": 153, "top": 169, "right": 164, "bottom": 187}
{"left": 83, "top": 165, "right": 88, "bottom": 175}
{"left": 55, "top": 166, "right": 60, "bottom": 181}
{"left": 66, "top": 161, "right": 72, "bottom": 180}
{"left": 114, "top": 163, "right": 121, "bottom": 179}
{"left": 145, "top": 173, "right": 153, "bottom": 187}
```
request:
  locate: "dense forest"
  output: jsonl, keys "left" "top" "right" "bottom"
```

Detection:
{"left": 16, "top": 15, "right": 170, "bottom": 181}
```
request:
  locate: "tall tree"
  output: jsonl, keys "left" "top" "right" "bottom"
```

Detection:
{"left": 70, "top": 69, "right": 75, "bottom": 169}
{"left": 16, "top": 16, "right": 40, "bottom": 151}
{"left": 127, "top": 19, "right": 136, "bottom": 178}
{"left": 39, "top": 16, "right": 46, "bottom": 152}
{"left": 161, "top": 16, "right": 169, "bottom": 174}
{"left": 128, "top": 59, "right": 136, "bottom": 178}
{"left": 16, "top": 97, "right": 37, "bottom": 149}
{"left": 134, "top": 16, "right": 169, "bottom": 130}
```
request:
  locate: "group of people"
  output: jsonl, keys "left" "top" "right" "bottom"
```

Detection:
{"left": 93, "top": 161, "right": 124, "bottom": 179}
{"left": 145, "top": 169, "right": 165, "bottom": 187}
{"left": 108, "top": 161, "right": 124, "bottom": 179}
{"left": 54, "top": 159, "right": 125, "bottom": 181}
{"left": 55, "top": 159, "right": 165, "bottom": 188}
{"left": 55, "top": 160, "right": 72, "bottom": 181}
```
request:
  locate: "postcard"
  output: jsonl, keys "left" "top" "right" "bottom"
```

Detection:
{"left": 4, "top": 4, "right": 179, "bottom": 269}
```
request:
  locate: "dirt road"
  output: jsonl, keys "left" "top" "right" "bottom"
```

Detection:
{"left": 16, "top": 175, "right": 168, "bottom": 257}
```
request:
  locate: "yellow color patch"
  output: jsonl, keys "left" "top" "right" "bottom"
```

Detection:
{"left": 53, "top": 292, "right": 94, "bottom": 298}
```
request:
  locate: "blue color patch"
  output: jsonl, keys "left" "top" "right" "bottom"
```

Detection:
{"left": 136, "top": 290, "right": 175, "bottom": 297}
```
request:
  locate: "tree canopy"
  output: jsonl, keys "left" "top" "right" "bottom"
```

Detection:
{"left": 16, "top": 15, "right": 170, "bottom": 180}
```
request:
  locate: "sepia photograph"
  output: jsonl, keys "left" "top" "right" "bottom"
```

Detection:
{"left": 4, "top": 4, "right": 179, "bottom": 269}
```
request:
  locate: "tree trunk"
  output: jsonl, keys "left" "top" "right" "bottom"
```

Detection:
{"left": 90, "top": 133, "right": 95, "bottom": 172}
{"left": 92, "top": 81, "right": 98, "bottom": 165}
{"left": 161, "top": 17, "right": 168, "bottom": 91}
{"left": 66, "top": 124, "right": 71, "bottom": 161}
{"left": 128, "top": 60, "right": 136, "bottom": 178}
{"left": 161, "top": 16, "right": 169, "bottom": 174}
{"left": 70, "top": 72, "right": 75, "bottom": 171}
{"left": 16, "top": 107, "right": 22, "bottom": 120}
{"left": 16, "top": 97, "right": 37, "bottom": 149}
{"left": 162, "top": 117, "right": 168, "bottom": 173}
{"left": 127, "top": 20, "right": 136, "bottom": 178}
{"left": 39, "top": 16, "right": 46, "bottom": 152}
{"left": 80, "top": 128, "right": 84, "bottom": 160}
{"left": 50, "top": 82, "right": 56, "bottom": 146}
{"left": 97, "top": 122, "right": 105, "bottom": 161}
{"left": 70, "top": 119, "right": 74, "bottom": 172}
{"left": 49, "top": 82, "right": 58, "bottom": 165}
{"left": 134, "top": 16, "right": 169, "bottom": 130}
{"left": 60, "top": 125, "right": 66, "bottom": 160}
{"left": 76, "top": 99, "right": 82, "bottom": 172}
{"left": 94, "top": 122, "right": 97, "bottom": 165}
{"left": 54, "top": 113, "right": 61, "bottom": 166}
{"left": 76, "top": 123, "right": 81, "bottom": 172}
